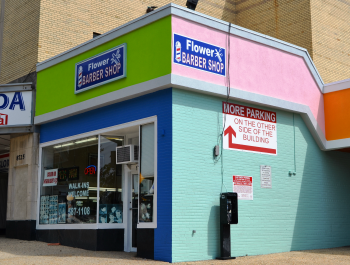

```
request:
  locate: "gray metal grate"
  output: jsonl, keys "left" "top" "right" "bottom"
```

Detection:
{"left": 134, "top": 145, "right": 139, "bottom": 161}
{"left": 117, "top": 146, "right": 130, "bottom": 163}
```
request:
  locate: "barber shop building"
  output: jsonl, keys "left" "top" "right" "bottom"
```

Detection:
{"left": 2, "top": 3, "right": 350, "bottom": 263}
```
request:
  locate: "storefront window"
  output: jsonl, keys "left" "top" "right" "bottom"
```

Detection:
{"left": 39, "top": 136, "right": 98, "bottom": 224}
{"left": 38, "top": 119, "right": 156, "bottom": 228}
{"left": 99, "top": 135, "right": 124, "bottom": 224}
{"left": 139, "top": 123, "right": 155, "bottom": 223}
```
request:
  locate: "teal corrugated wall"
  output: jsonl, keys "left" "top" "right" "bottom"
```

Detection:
{"left": 172, "top": 88, "right": 350, "bottom": 262}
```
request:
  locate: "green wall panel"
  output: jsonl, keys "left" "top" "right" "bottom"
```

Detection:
{"left": 36, "top": 16, "right": 171, "bottom": 116}
{"left": 172, "top": 88, "right": 350, "bottom": 262}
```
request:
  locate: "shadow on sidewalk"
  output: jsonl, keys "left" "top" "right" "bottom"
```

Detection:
{"left": 0, "top": 237, "right": 142, "bottom": 260}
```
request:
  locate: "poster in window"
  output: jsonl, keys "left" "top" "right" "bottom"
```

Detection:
{"left": 58, "top": 168, "right": 68, "bottom": 182}
{"left": 39, "top": 195, "right": 50, "bottom": 224}
{"left": 68, "top": 167, "right": 79, "bottom": 181}
{"left": 58, "top": 203, "right": 66, "bottom": 224}
{"left": 49, "top": 195, "right": 58, "bottom": 224}
{"left": 99, "top": 204, "right": 108, "bottom": 223}
{"left": 139, "top": 196, "right": 153, "bottom": 222}
{"left": 107, "top": 204, "right": 122, "bottom": 223}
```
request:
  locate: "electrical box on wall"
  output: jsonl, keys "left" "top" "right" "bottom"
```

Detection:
{"left": 220, "top": 192, "right": 238, "bottom": 225}
{"left": 116, "top": 145, "right": 139, "bottom": 164}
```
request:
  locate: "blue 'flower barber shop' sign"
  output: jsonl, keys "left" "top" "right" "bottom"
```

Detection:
{"left": 75, "top": 43, "right": 127, "bottom": 94}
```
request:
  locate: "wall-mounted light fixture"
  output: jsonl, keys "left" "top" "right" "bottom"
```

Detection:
{"left": 146, "top": 6, "right": 157, "bottom": 13}
{"left": 288, "top": 170, "right": 296, "bottom": 176}
{"left": 186, "top": 0, "right": 199, "bottom": 10}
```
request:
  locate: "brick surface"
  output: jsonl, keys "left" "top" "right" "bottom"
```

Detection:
{"left": 0, "top": 0, "right": 40, "bottom": 84}
{"left": 234, "top": 0, "right": 350, "bottom": 83}
{"left": 1, "top": 0, "right": 350, "bottom": 84}
{"left": 172, "top": 88, "right": 350, "bottom": 262}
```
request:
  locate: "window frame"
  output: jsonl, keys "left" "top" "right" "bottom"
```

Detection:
{"left": 36, "top": 116, "right": 157, "bottom": 230}
{"left": 137, "top": 122, "right": 157, "bottom": 229}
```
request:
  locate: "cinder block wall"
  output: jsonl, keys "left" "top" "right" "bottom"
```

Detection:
{"left": 0, "top": 0, "right": 40, "bottom": 84}
{"left": 172, "top": 88, "right": 350, "bottom": 262}
{"left": 235, "top": 0, "right": 313, "bottom": 58}
{"left": 310, "top": 0, "right": 350, "bottom": 83}
{"left": 2, "top": 0, "right": 350, "bottom": 84}
{"left": 234, "top": 0, "right": 350, "bottom": 83}
{"left": 37, "top": 0, "right": 233, "bottom": 63}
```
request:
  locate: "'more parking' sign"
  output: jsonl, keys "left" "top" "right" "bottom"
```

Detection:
{"left": 223, "top": 102, "right": 277, "bottom": 155}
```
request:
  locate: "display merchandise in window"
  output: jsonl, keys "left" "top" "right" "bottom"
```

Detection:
{"left": 99, "top": 135, "right": 124, "bottom": 223}
{"left": 40, "top": 136, "right": 99, "bottom": 224}
{"left": 139, "top": 123, "right": 155, "bottom": 223}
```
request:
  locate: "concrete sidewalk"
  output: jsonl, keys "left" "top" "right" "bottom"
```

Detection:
{"left": 0, "top": 236, "right": 350, "bottom": 264}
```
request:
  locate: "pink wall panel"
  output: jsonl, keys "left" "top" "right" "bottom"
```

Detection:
{"left": 172, "top": 16, "right": 325, "bottom": 134}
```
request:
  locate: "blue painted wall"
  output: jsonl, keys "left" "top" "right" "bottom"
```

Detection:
{"left": 172, "top": 88, "right": 350, "bottom": 262}
{"left": 40, "top": 89, "right": 172, "bottom": 262}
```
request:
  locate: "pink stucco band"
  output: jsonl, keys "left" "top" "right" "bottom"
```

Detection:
{"left": 171, "top": 16, "right": 325, "bottom": 135}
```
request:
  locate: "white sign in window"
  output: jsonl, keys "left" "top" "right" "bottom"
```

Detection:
{"left": 43, "top": 169, "right": 58, "bottom": 186}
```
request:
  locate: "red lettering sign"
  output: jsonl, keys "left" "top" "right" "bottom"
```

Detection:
{"left": 84, "top": 165, "right": 96, "bottom": 175}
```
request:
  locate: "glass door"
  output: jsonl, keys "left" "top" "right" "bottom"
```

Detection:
{"left": 130, "top": 172, "right": 138, "bottom": 251}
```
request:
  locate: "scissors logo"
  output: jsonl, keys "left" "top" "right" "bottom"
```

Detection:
{"left": 215, "top": 48, "right": 223, "bottom": 62}
{"left": 111, "top": 49, "right": 121, "bottom": 64}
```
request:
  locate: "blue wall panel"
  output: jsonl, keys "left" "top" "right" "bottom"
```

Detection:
{"left": 40, "top": 89, "right": 172, "bottom": 262}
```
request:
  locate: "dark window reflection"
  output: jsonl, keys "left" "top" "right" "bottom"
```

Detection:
{"left": 99, "top": 136, "right": 124, "bottom": 223}
{"left": 40, "top": 136, "right": 98, "bottom": 224}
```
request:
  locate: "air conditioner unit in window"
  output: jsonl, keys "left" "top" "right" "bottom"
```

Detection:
{"left": 116, "top": 145, "right": 139, "bottom": 164}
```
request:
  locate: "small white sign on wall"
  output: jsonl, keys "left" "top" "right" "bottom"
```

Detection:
{"left": 233, "top": 175, "right": 253, "bottom": 200}
{"left": 260, "top": 165, "right": 272, "bottom": 188}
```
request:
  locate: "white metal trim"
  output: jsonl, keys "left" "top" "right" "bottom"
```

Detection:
{"left": 137, "top": 119, "right": 157, "bottom": 229}
{"left": 39, "top": 116, "right": 157, "bottom": 147}
{"left": 37, "top": 224, "right": 99, "bottom": 230}
{"left": 324, "top": 78, "right": 350, "bottom": 93}
{"left": 96, "top": 135, "right": 101, "bottom": 226}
